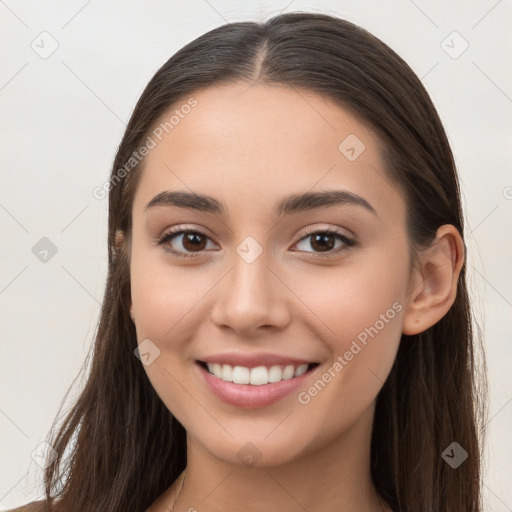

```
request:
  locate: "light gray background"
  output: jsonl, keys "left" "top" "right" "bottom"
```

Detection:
{"left": 1, "top": 0, "right": 511, "bottom": 509}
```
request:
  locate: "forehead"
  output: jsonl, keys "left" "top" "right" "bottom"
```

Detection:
{"left": 132, "top": 82, "right": 405, "bottom": 225}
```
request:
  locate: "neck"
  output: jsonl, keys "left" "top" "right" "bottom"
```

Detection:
{"left": 156, "top": 403, "right": 391, "bottom": 512}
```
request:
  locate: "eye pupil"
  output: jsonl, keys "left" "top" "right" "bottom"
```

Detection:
{"left": 183, "top": 233, "right": 206, "bottom": 251}
{"left": 310, "top": 234, "right": 335, "bottom": 252}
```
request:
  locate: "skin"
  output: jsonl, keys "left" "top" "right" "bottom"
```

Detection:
{"left": 122, "top": 82, "right": 464, "bottom": 512}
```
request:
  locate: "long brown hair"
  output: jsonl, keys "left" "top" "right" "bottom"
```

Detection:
{"left": 40, "top": 12, "right": 487, "bottom": 512}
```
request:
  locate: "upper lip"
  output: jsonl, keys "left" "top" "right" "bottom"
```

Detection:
{"left": 197, "top": 352, "right": 319, "bottom": 368}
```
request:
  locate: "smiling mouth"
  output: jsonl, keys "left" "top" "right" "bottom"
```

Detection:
{"left": 196, "top": 361, "right": 320, "bottom": 386}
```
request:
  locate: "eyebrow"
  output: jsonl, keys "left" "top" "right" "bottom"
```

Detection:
{"left": 144, "top": 189, "right": 378, "bottom": 217}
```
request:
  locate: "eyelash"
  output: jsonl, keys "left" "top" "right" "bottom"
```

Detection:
{"left": 156, "top": 225, "right": 357, "bottom": 259}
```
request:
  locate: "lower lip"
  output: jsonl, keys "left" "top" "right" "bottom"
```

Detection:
{"left": 195, "top": 362, "right": 319, "bottom": 409}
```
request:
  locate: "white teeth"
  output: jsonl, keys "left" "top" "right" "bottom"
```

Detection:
{"left": 282, "top": 365, "right": 295, "bottom": 380}
{"left": 232, "top": 366, "right": 250, "bottom": 384}
{"left": 294, "top": 364, "right": 308, "bottom": 377}
{"left": 205, "top": 362, "right": 310, "bottom": 385}
{"left": 221, "top": 364, "right": 233, "bottom": 381}
{"left": 268, "top": 365, "right": 282, "bottom": 383}
{"left": 249, "top": 366, "right": 268, "bottom": 385}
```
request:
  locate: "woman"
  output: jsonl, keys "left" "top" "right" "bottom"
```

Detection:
{"left": 10, "top": 11, "right": 487, "bottom": 512}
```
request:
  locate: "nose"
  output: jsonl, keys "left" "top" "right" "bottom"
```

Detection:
{"left": 210, "top": 247, "right": 291, "bottom": 336}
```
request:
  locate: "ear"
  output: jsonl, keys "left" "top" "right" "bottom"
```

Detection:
{"left": 402, "top": 225, "right": 465, "bottom": 335}
{"left": 115, "top": 229, "right": 136, "bottom": 322}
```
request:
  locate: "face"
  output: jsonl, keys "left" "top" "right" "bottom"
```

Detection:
{"left": 128, "top": 82, "right": 413, "bottom": 467}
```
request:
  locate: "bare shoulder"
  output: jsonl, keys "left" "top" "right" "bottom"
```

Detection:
{"left": 5, "top": 500, "right": 48, "bottom": 512}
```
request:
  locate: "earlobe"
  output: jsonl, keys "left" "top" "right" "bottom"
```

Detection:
{"left": 115, "top": 229, "right": 125, "bottom": 249}
{"left": 402, "top": 225, "right": 465, "bottom": 335}
{"left": 115, "top": 229, "right": 135, "bottom": 322}
{"left": 114, "top": 228, "right": 133, "bottom": 265}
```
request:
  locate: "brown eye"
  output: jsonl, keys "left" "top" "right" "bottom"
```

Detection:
{"left": 293, "top": 228, "right": 356, "bottom": 257}
{"left": 309, "top": 233, "right": 336, "bottom": 252}
{"left": 180, "top": 232, "right": 207, "bottom": 252}
{"left": 157, "top": 228, "right": 217, "bottom": 258}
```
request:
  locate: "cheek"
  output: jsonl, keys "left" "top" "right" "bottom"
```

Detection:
{"left": 130, "top": 246, "right": 210, "bottom": 341}
{"left": 289, "top": 269, "right": 404, "bottom": 437}
{"left": 289, "top": 253, "right": 406, "bottom": 385}
{"left": 129, "top": 253, "right": 208, "bottom": 419}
